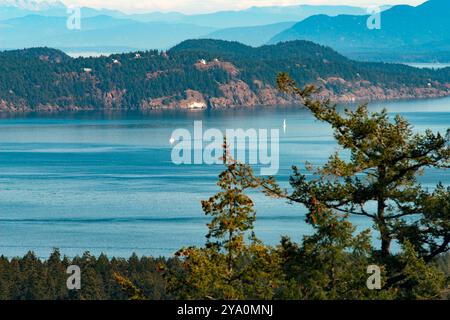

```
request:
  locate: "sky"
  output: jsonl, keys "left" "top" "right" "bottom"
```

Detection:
{"left": 10, "top": 0, "right": 428, "bottom": 14}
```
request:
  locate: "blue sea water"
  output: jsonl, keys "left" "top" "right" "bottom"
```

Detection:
{"left": 0, "top": 97, "right": 449, "bottom": 258}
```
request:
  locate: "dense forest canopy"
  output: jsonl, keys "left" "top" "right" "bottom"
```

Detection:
{"left": 1, "top": 40, "right": 449, "bottom": 111}
{"left": 0, "top": 250, "right": 448, "bottom": 300}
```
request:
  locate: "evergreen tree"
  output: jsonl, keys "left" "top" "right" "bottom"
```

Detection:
{"left": 19, "top": 252, "right": 47, "bottom": 300}
{"left": 0, "top": 256, "right": 12, "bottom": 299}
{"left": 395, "top": 241, "right": 445, "bottom": 299}
{"left": 73, "top": 252, "right": 107, "bottom": 300}
{"left": 168, "top": 140, "right": 282, "bottom": 299}
{"left": 273, "top": 72, "right": 449, "bottom": 296}
{"left": 45, "top": 249, "right": 68, "bottom": 299}
{"left": 276, "top": 203, "right": 398, "bottom": 299}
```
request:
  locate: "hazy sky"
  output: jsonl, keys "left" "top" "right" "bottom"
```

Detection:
{"left": 28, "top": 0, "right": 428, "bottom": 14}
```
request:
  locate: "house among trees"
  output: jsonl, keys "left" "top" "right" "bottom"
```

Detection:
{"left": 188, "top": 101, "right": 207, "bottom": 109}
{"left": 82, "top": 68, "right": 92, "bottom": 73}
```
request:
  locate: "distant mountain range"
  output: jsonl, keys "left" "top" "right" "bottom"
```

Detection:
{"left": 0, "top": 1, "right": 369, "bottom": 53}
{"left": 150, "top": 5, "right": 369, "bottom": 28}
{"left": 0, "top": 0, "right": 448, "bottom": 62}
{"left": 270, "top": 0, "right": 450, "bottom": 62}
{"left": 0, "top": 15, "right": 214, "bottom": 52}
{"left": 0, "top": 1, "right": 369, "bottom": 27}
{"left": 206, "top": 22, "right": 297, "bottom": 48}
{"left": 0, "top": 1, "right": 127, "bottom": 20}
{"left": 1, "top": 39, "right": 449, "bottom": 113}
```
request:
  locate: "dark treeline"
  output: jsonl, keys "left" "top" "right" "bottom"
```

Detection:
{"left": 0, "top": 250, "right": 177, "bottom": 300}
{"left": 0, "top": 250, "right": 448, "bottom": 300}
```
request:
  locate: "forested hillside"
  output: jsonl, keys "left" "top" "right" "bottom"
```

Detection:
{"left": 1, "top": 39, "right": 450, "bottom": 112}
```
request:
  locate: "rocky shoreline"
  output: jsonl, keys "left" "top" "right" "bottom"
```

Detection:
{"left": 1, "top": 82, "right": 449, "bottom": 114}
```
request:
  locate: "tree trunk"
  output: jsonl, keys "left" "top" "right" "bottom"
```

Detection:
{"left": 381, "top": 233, "right": 392, "bottom": 258}
{"left": 377, "top": 199, "right": 391, "bottom": 258}
{"left": 377, "top": 166, "right": 391, "bottom": 258}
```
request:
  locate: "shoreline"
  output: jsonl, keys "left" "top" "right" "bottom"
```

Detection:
{"left": 1, "top": 92, "right": 450, "bottom": 116}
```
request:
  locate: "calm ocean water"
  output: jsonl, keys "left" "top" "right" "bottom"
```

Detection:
{"left": 0, "top": 97, "right": 449, "bottom": 258}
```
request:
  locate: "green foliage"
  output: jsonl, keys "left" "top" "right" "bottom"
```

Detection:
{"left": 278, "top": 207, "right": 373, "bottom": 299}
{"left": 171, "top": 40, "right": 450, "bottom": 90}
{"left": 272, "top": 72, "right": 449, "bottom": 298}
{"left": 1, "top": 40, "right": 450, "bottom": 110}
{"left": 114, "top": 272, "right": 148, "bottom": 300}
{"left": 276, "top": 72, "right": 449, "bottom": 260}
{"left": 202, "top": 144, "right": 259, "bottom": 266}
{"left": 167, "top": 142, "right": 282, "bottom": 300}
{"left": 395, "top": 242, "right": 446, "bottom": 300}
{"left": 0, "top": 47, "right": 229, "bottom": 110}
{"left": 0, "top": 250, "right": 171, "bottom": 300}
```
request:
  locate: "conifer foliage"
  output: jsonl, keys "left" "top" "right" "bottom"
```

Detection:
{"left": 168, "top": 140, "right": 282, "bottom": 299}
{"left": 273, "top": 72, "right": 449, "bottom": 295}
